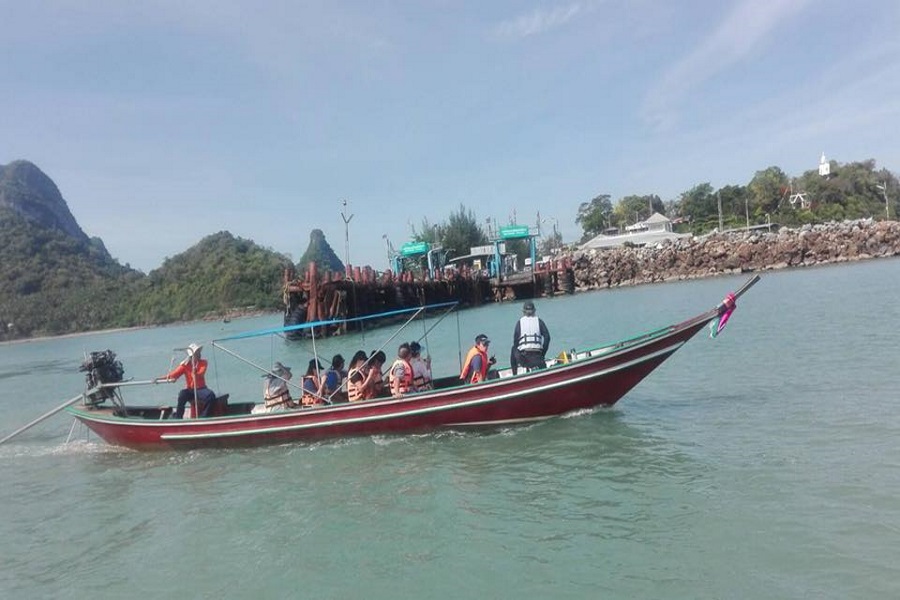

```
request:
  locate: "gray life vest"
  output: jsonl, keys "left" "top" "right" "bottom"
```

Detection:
{"left": 517, "top": 316, "right": 544, "bottom": 352}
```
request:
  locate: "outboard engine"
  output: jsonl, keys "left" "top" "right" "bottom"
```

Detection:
{"left": 80, "top": 350, "right": 125, "bottom": 406}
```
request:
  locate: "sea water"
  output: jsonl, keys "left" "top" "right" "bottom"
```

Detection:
{"left": 2, "top": 260, "right": 900, "bottom": 599}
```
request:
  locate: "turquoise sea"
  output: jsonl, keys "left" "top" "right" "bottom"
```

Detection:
{"left": 2, "top": 260, "right": 899, "bottom": 599}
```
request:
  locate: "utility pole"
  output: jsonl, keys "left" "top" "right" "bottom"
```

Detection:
{"left": 382, "top": 234, "right": 392, "bottom": 271}
{"left": 745, "top": 195, "right": 750, "bottom": 230}
{"left": 341, "top": 199, "right": 354, "bottom": 274}
{"left": 717, "top": 191, "right": 723, "bottom": 232}
{"left": 876, "top": 182, "right": 890, "bottom": 220}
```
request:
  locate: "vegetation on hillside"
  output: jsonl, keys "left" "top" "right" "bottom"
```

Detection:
{"left": 297, "top": 229, "right": 344, "bottom": 274}
{"left": 0, "top": 217, "right": 291, "bottom": 340}
{"left": 0, "top": 208, "right": 141, "bottom": 339}
{"left": 127, "top": 232, "right": 292, "bottom": 324}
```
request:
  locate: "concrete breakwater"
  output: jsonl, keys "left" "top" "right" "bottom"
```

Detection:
{"left": 566, "top": 219, "right": 900, "bottom": 290}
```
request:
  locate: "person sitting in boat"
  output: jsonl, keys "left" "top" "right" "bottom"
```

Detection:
{"left": 253, "top": 362, "right": 296, "bottom": 414}
{"left": 347, "top": 351, "right": 379, "bottom": 402}
{"left": 321, "top": 354, "right": 347, "bottom": 403}
{"left": 389, "top": 343, "right": 414, "bottom": 398}
{"left": 300, "top": 358, "right": 326, "bottom": 407}
{"left": 460, "top": 334, "right": 495, "bottom": 384}
{"left": 368, "top": 350, "right": 388, "bottom": 398}
{"left": 511, "top": 301, "right": 551, "bottom": 375}
{"left": 409, "top": 341, "right": 433, "bottom": 391}
{"left": 164, "top": 343, "right": 218, "bottom": 419}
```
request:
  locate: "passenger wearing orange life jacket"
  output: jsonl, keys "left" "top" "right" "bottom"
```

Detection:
{"left": 300, "top": 359, "right": 326, "bottom": 407}
{"left": 389, "top": 343, "right": 414, "bottom": 398}
{"left": 460, "top": 334, "right": 495, "bottom": 384}
{"left": 368, "top": 350, "right": 387, "bottom": 398}
{"left": 252, "top": 362, "right": 296, "bottom": 414}
{"left": 347, "top": 350, "right": 379, "bottom": 402}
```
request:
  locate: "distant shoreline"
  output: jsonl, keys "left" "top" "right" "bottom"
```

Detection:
{"left": 566, "top": 218, "right": 900, "bottom": 291}
{"left": 4, "top": 324, "right": 155, "bottom": 346}
{"left": 5, "top": 311, "right": 280, "bottom": 345}
{"left": 8, "top": 219, "right": 900, "bottom": 344}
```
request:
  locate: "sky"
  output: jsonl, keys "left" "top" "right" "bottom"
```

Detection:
{"left": 2, "top": 0, "right": 899, "bottom": 272}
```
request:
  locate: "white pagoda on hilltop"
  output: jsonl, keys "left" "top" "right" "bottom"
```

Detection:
{"left": 819, "top": 152, "right": 830, "bottom": 177}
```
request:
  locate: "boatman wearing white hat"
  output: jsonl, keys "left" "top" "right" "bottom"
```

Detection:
{"left": 162, "top": 343, "right": 218, "bottom": 419}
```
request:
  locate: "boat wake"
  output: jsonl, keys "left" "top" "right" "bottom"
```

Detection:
{"left": 560, "top": 406, "right": 613, "bottom": 420}
{"left": 0, "top": 439, "right": 125, "bottom": 460}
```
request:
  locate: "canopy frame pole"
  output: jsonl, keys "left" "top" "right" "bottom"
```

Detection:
{"left": 309, "top": 326, "right": 330, "bottom": 404}
{"left": 456, "top": 309, "right": 463, "bottom": 373}
{"left": 414, "top": 303, "right": 457, "bottom": 346}
{"left": 210, "top": 341, "right": 319, "bottom": 402}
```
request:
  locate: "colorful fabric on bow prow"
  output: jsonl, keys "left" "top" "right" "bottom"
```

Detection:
{"left": 709, "top": 292, "right": 737, "bottom": 338}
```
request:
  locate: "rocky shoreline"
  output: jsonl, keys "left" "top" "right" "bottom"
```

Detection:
{"left": 564, "top": 218, "right": 900, "bottom": 290}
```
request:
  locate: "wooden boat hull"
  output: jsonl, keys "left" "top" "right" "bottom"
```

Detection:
{"left": 67, "top": 311, "right": 712, "bottom": 451}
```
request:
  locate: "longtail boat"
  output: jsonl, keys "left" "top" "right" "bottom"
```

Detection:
{"left": 20, "top": 276, "right": 758, "bottom": 451}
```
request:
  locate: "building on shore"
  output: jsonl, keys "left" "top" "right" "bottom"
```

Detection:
{"left": 581, "top": 212, "right": 691, "bottom": 250}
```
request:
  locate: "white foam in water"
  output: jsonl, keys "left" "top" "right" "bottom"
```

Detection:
{"left": 0, "top": 439, "right": 124, "bottom": 460}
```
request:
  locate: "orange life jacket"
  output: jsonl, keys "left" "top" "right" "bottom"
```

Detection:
{"left": 300, "top": 374, "right": 323, "bottom": 406}
{"left": 264, "top": 387, "right": 294, "bottom": 408}
{"left": 389, "top": 358, "right": 413, "bottom": 397}
{"left": 347, "top": 367, "right": 367, "bottom": 402}
{"left": 460, "top": 345, "right": 489, "bottom": 383}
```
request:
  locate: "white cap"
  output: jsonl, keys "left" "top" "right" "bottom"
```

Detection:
{"left": 186, "top": 343, "right": 203, "bottom": 356}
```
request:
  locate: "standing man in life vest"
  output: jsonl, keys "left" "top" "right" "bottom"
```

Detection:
{"left": 511, "top": 301, "right": 551, "bottom": 375}
{"left": 162, "top": 343, "right": 218, "bottom": 418}
{"left": 460, "top": 334, "right": 495, "bottom": 384}
{"left": 389, "top": 343, "right": 414, "bottom": 398}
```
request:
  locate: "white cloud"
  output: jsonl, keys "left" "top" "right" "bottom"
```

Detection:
{"left": 493, "top": 2, "right": 588, "bottom": 39}
{"left": 641, "top": 0, "right": 813, "bottom": 131}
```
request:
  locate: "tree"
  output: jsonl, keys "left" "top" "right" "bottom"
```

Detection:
{"left": 441, "top": 204, "right": 488, "bottom": 259}
{"left": 411, "top": 218, "right": 442, "bottom": 245}
{"left": 576, "top": 194, "right": 613, "bottom": 241}
{"left": 715, "top": 184, "right": 750, "bottom": 228}
{"left": 677, "top": 183, "right": 717, "bottom": 232}
{"left": 748, "top": 166, "right": 789, "bottom": 215}
{"left": 614, "top": 194, "right": 664, "bottom": 226}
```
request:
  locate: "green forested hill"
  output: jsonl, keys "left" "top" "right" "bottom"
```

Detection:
{"left": 0, "top": 213, "right": 293, "bottom": 339}
{"left": 0, "top": 208, "right": 142, "bottom": 338}
{"left": 128, "top": 232, "right": 292, "bottom": 324}
{"left": 0, "top": 160, "right": 299, "bottom": 340}
{"left": 0, "top": 159, "right": 90, "bottom": 243}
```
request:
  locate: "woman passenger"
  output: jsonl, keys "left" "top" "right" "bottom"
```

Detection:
{"left": 321, "top": 354, "right": 347, "bottom": 403}
{"left": 368, "top": 350, "right": 387, "bottom": 398}
{"left": 347, "top": 351, "right": 378, "bottom": 401}
{"left": 301, "top": 359, "right": 325, "bottom": 407}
